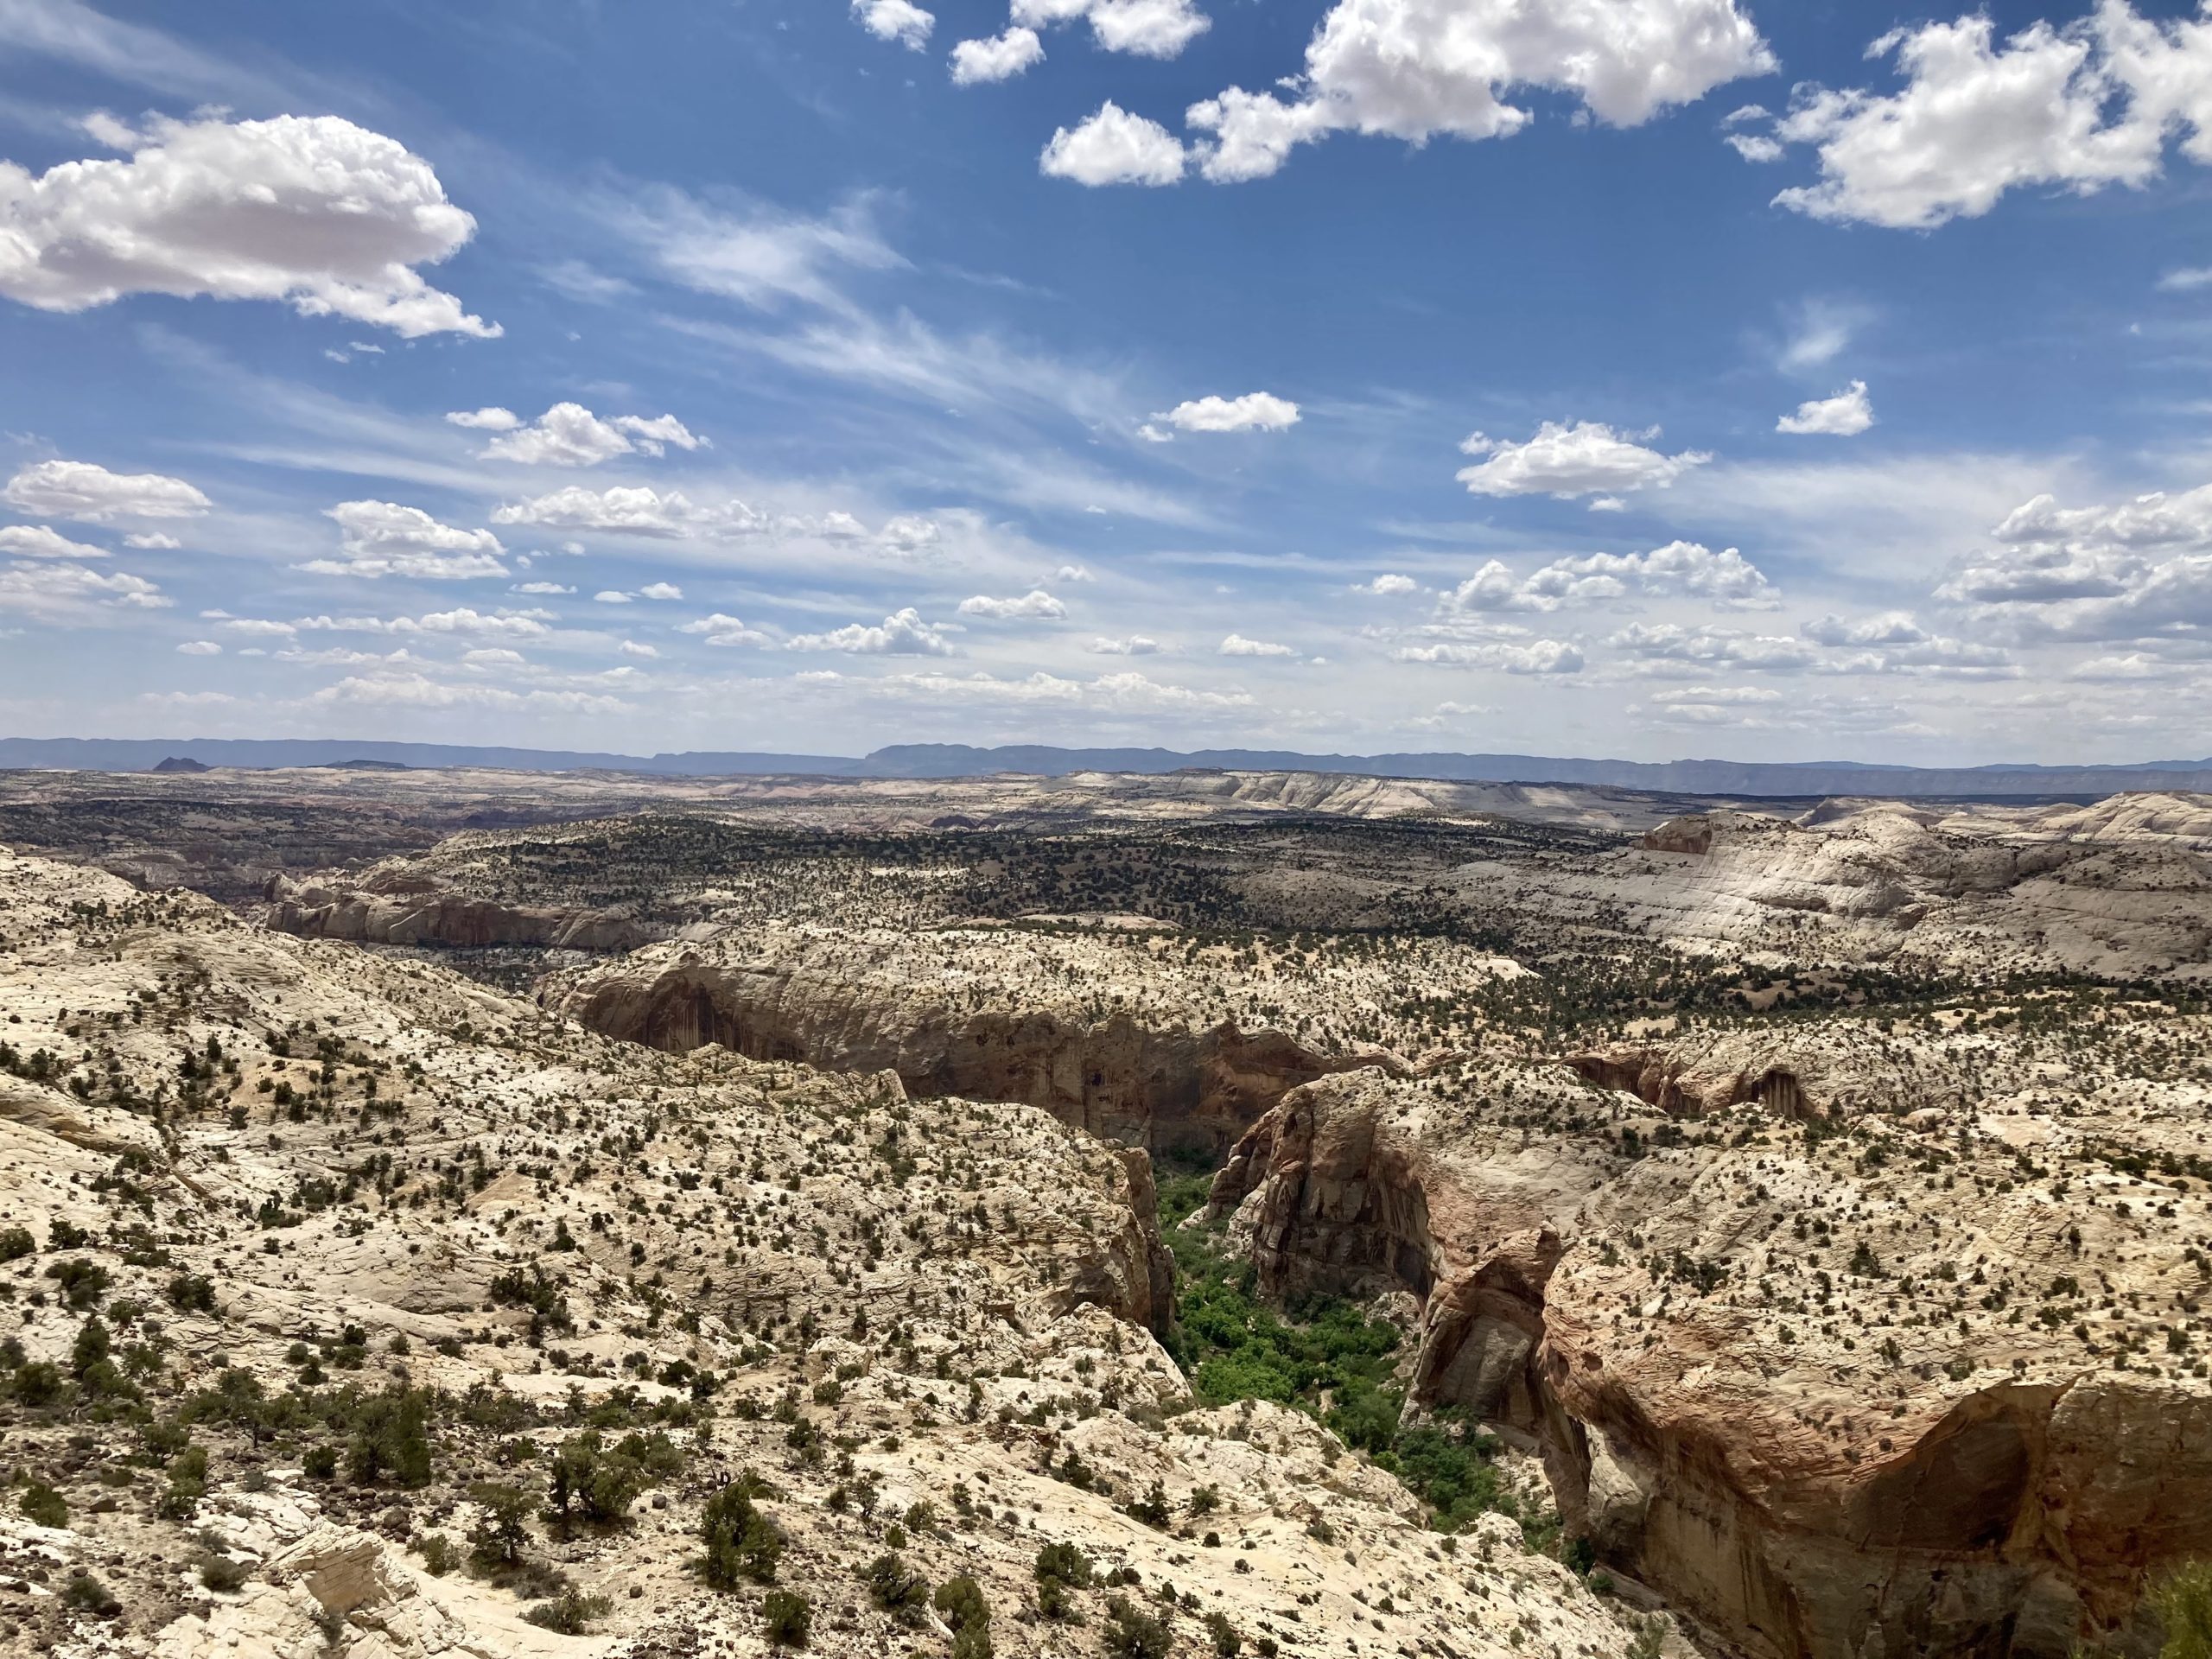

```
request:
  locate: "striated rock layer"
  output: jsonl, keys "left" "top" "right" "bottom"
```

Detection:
{"left": 1208, "top": 1041, "right": 2212, "bottom": 1659}
{"left": 1589, "top": 804, "right": 2212, "bottom": 980}
{"left": 263, "top": 871, "right": 660, "bottom": 952}
{"left": 556, "top": 937, "right": 1414, "bottom": 1154}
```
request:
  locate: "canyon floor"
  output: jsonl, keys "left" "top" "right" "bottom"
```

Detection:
{"left": 0, "top": 765, "right": 2208, "bottom": 1659}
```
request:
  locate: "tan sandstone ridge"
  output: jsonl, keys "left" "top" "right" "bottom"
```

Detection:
{"left": 1476, "top": 801, "right": 2212, "bottom": 982}
{"left": 1206, "top": 1012, "right": 2212, "bottom": 1659}
{"left": 0, "top": 845, "right": 1660, "bottom": 1659}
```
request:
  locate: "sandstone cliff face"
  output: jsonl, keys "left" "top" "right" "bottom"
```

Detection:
{"left": 1207, "top": 1052, "right": 2212, "bottom": 1659}
{"left": 262, "top": 873, "right": 660, "bottom": 952}
{"left": 1086, "top": 1145, "right": 1177, "bottom": 1338}
{"left": 559, "top": 944, "right": 1404, "bottom": 1154}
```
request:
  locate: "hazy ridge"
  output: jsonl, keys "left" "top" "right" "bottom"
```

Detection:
{"left": 6, "top": 734, "right": 2212, "bottom": 798}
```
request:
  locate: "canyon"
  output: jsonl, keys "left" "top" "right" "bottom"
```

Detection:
{"left": 0, "top": 765, "right": 2206, "bottom": 1657}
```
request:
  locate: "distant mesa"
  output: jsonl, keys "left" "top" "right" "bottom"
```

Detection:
{"left": 12, "top": 735, "right": 2212, "bottom": 797}
{"left": 150, "top": 756, "right": 210, "bottom": 773}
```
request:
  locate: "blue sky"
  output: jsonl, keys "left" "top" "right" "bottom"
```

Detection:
{"left": 5, "top": 0, "right": 2212, "bottom": 763}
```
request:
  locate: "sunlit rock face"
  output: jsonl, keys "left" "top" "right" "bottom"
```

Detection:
{"left": 556, "top": 936, "right": 1414, "bottom": 1155}
{"left": 265, "top": 872, "right": 661, "bottom": 952}
{"left": 1208, "top": 1043, "right": 2212, "bottom": 1659}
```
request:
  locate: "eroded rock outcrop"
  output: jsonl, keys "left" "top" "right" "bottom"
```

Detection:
{"left": 263, "top": 872, "right": 659, "bottom": 952}
{"left": 1564, "top": 1031, "right": 1864, "bottom": 1121}
{"left": 1207, "top": 1048, "right": 2212, "bottom": 1659}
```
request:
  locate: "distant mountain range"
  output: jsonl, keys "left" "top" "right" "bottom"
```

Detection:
{"left": 5, "top": 735, "right": 2212, "bottom": 799}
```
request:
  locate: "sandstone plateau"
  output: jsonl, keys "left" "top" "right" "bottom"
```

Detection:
{"left": 1, "top": 772, "right": 2208, "bottom": 1659}
{"left": 0, "top": 842, "right": 1657, "bottom": 1659}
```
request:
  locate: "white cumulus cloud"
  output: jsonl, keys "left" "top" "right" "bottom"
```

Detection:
{"left": 310, "top": 674, "right": 630, "bottom": 715}
{"left": 0, "top": 114, "right": 495, "bottom": 336}
{"left": 871, "top": 667, "right": 1252, "bottom": 712}
{"left": 0, "top": 561, "right": 167, "bottom": 621}
{"left": 877, "top": 514, "right": 944, "bottom": 556}
{"left": 461, "top": 403, "right": 706, "bottom": 467}
{"left": 1010, "top": 0, "right": 1209, "bottom": 58}
{"left": 1938, "top": 482, "right": 2212, "bottom": 643}
{"left": 1185, "top": 0, "right": 1771, "bottom": 182}
{"left": 297, "top": 607, "right": 551, "bottom": 639}
{"left": 958, "top": 589, "right": 1067, "bottom": 619}
{"left": 1777, "top": 379, "right": 1874, "bottom": 435}
{"left": 308, "top": 501, "right": 506, "bottom": 581}
{"left": 1161, "top": 391, "right": 1300, "bottom": 433}
{"left": 3, "top": 459, "right": 209, "bottom": 522}
{"left": 853, "top": 0, "right": 935, "bottom": 49}
{"left": 1219, "top": 632, "right": 1295, "bottom": 658}
{"left": 787, "top": 607, "right": 957, "bottom": 656}
{"left": 217, "top": 617, "right": 299, "bottom": 638}
{"left": 1456, "top": 421, "right": 1710, "bottom": 499}
{"left": 1754, "top": 5, "right": 2212, "bottom": 230}
{"left": 492, "top": 486, "right": 766, "bottom": 540}
{"left": 951, "top": 27, "right": 1045, "bottom": 83}
{"left": 1391, "top": 638, "right": 1584, "bottom": 674}
{"left": 1442, "top": 543, "right": 1777, "bottom": 613}
{"left": 677, "top": 613, "right": 773, "bottom": 648}
{"left": 0, "top": 524, "right": 106, "bottom": 560}
{"left": 1041, "top": 102, "right": 1188, "bottom": 187}
{"left": 1608, "top": 620, "right": 1815, "bottom": 671}
{"left": 446, "top": 407, "right": 520, "bottom": 431}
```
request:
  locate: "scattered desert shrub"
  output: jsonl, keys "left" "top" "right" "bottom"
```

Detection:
{"left": 1104, "top": 1595, "right": 1173, "bottom": 1659}
{"left": 63, "top": 1571, "right": 121, "bottom": 1617}
{"left": 468, "top": 1481, "right": 536, "bottom": 1572}
{"left": 416, "top": 1531, "right": 460, "bottom": 1576}
{"left": 863, "top": 1550, "right": 930, "bottom": 1624}
{"left": 21, "top": 1482, "right": 67, "bottom": 1528}
{"left": 547, "top": 1429, "right": 647, "bottom": 1525}
{"left": 524, "top": 1586, "right": 613, "bottom": 1633}
{"left": 1035, "top": 1539, "right": 1094, "bottom": 1619}
{"left": 762, "top": 1588, "right": 812, "bottom": 1647}
{"left": 199, "top": 1554, "right": 250, "bottom": 1593}
{"left": 701, "top": 1475, "right": 784, "bottom": 1586}
{"left": 936, "top": 1574, "right": 993, "bottom": 1658}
